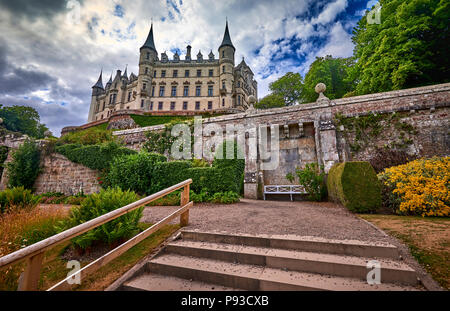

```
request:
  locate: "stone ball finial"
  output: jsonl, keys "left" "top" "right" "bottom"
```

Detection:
{"left": 248, "top": 95, "right": 256, "bottom": 105}
{"left": 315, "top": 83, "right": 326, "bottom": 94}
{"left": 0, "top": 117, "right": 3, "bottom": 124}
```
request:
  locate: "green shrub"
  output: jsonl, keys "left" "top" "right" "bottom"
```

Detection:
{"left": 55, "top": 141, "right": 136, "bottom": 171}
{"left": 0, "top": 187, "right": 40, "bottom": 214}
{"left": 210, "top": 191, "right": 240, "bottom": 204}
{"left": 327, "top": 161, "right": 381, "bottom": 213}
{"left": 295, "top": 163, "right": 327, "bottom": 201}
{"left": 106, "top": 152, "right": 167, "bottom": 195}
{"left": 191, "top": 159, "right": 210, "bottom": 167}
{"left": 63, "top": 187, "right": 142, "bottom": 251}
{"left": 0, "top": 146, "right": 8, "bottom": 176}
{"left": 212, "top": 140, "right": 245, "bottom": 194}
{"left": 56, "top": 127, "right": 114, "bottom": 146}
{"left": 151, "top": 160, "right": 192, "bottom": 193}
{"left": 6, "top": 140, "right": 41, "bottom": 190}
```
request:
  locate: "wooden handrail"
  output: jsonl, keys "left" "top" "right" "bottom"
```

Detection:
{"left": 0, "top": 179, "right": 192, "bottom": 291}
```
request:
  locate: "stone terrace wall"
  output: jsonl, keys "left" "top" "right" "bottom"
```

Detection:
{"left": 33, "top": 153, "right": 101, "bottom": 195}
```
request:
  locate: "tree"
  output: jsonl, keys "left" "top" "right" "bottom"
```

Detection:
{"left": 302, "top": 55, "right": 356, "bottom": 102}
{"left": 352, "top": 0, "right": 450, "bottom": 95}
{"left": 0, "top": 105, "right": 49, "bottom": 138}
{"left": 6, "top": 139, "right": 41, "bottom": 190}
{"left": 269, "top": 72, "right": 304, "bottom": 105}
{"left": 255, "top": 93, "right": 285, "bottom": 109}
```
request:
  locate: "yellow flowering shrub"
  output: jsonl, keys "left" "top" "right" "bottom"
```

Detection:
{"left": 378, "top": 157, "right": 450, "bottom": 217}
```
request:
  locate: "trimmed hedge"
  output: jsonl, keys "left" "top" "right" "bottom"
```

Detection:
{"left": 107, "top": 152, "right": 167, "bottom": 195}
{"left": 327, "top": 161, "right": 381, "bottom": 213}
{"left": 151, "top": 160, "right": 192, "bottom": 193}
{"left": 55, "top": 142, "right": 136, "bottom": 171}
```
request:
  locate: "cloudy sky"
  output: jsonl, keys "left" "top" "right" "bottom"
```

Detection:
{"left": 0, "top": 0, "right": 375, "bottom": 136}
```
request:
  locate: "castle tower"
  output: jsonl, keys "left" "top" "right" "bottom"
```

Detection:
{"left": 88, "top": 70, "right": 104, "bottom": 122}
{"left": 218, "top": 21, "right": 235, "bottom": 109}
{"left": 138, "top": 23, "right": 158, "bottom": 109}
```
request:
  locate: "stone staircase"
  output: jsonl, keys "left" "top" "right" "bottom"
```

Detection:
{"left": 119, "top": 230, "right": 423, "bottom": 291}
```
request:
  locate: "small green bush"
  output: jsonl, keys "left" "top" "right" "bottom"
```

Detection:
{"left": 6, "top": 140, "right": 41, "bottom": 190}
{"left": 0, "top": 187, "right": 40, "bottom": 214}
{"left": 210, "top": 191, "right": 240, "bottom": 204}
{"left": 327, "top": 161, "right": 381, "bottom": 213}
{"left": 62, "top": 187, "right": 142, "bottom": 251}
{"left": 55, "top": 141, "right": 136, "bottom": 171}
{"left": 106, "top": 152, "right": 167, "bottom": 195}
{"left": 295, "top": 163, "right": 327, "bottom": 201}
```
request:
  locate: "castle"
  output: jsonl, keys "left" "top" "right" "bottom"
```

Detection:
{"left": 87, "top": 21, "right": 258, "bottom": 122}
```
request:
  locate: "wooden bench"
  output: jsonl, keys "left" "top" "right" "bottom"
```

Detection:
{"left": 263, "top": 185, "right": 307, "bottom": 201}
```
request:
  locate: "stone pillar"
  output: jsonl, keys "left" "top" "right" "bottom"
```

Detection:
{"left": 318, "top": 116, "right": 340, "bottom": 173}
{"left": 243, "top": 124, "right": 259, "bottom": 199}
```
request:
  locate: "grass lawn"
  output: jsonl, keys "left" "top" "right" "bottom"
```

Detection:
{"left": 359, "top": 214, "right": 450, "bottom": 290}
{"left": 1, "top": 222, "right": 179, "bottom": 291}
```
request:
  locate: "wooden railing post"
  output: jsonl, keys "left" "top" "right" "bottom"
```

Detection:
{"left": 180, "top": 184, "right": 190, "bottom": 226}
{"left": 17, "top": 252, "right": 44, "bottom": 291}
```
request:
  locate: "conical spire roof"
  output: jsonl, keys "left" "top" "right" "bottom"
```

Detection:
{"left": 219, "top": 21, "right": 235, "bottom": 50}
{"left": 123, "top": 65, "right": 128, "bottom": 79}
{"left": 93, "top": 70, "right": 104, "bottom": 89}
{"left": 141, "top": 23, "right": 157, "bottom": 51}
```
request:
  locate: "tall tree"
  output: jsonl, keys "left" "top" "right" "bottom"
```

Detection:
{"left": 0, "top": 105, "right": 48, "bottom": 138}
{"left": 303, "top": 55, "right": 356, "bottom": 102}
{"left": 352, "top": 0, "right": 450, "bottom": 95}
{"left": 269, "top": 72, "right": 304, "bottom": 105}
{"left": 255, "top": 93, "right": 285, "bottom": 109}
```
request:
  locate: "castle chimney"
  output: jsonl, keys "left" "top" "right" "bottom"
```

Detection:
{"left": 186, "top": 45, "right": 192, "bottom": 61}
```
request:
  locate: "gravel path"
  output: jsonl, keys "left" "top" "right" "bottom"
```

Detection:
{"left": 141, "top": 199, "right": 391, "bottom": 243}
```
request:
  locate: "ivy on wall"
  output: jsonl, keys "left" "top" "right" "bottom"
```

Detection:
{"left": 334, "top": 112, "right": 417, "bottom": 155}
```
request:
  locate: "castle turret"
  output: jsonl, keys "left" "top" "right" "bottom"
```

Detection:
{"left": 138, "top": 23, "right": 158, "bottom": 110}
{"left": 218, "top": 21, "right": 235, "bottom": 109}
{"left": 88, "top": 70, "right": 104, "bottom": 122}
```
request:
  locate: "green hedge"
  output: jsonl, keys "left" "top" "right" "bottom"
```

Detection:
{"left": 55, "top": 142, "right": 136, "bottom": 171}
{"left": 106, "top": 152, "right": 167, "bottom": 195}
{"left": 6, "top": 140, "right": 41, "bottom": 189}
{"left": 327, "top": 161, "right": 381, "bottom": 213}
{"left": 151, "top": 160, "right": 192, "bottom": 193}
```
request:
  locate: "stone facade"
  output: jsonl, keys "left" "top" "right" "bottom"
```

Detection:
{"left": 87, "top": 22, "right": 257, "bottom": 123}
{"left": 112, "top": 82, "right": 450, "bottom": 199}
{"left": 33, "top": 153, "right": 100, "bottom": 195}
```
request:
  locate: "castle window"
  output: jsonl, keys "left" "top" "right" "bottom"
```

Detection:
{"left": 128, "top": 92, "right": 132, "bottom": 102}
{"left": 196, "top": 86, "right": 201, "bottom": 96}
{"left": 195, "top": 102, "right": 200, "bottom": 110}
{"left": 154, "top": 70, "right": 157, "bottom": 77}
{"left": 141, "top": 99, "right": 144, "bottom": 108}
{"left": 150, "top": 102, "right": 153, "bottom": 110}
{"left": 237, "top": 81, "right": 240, "bottom": 87}
{"left": 222, "top": 65, "right": 225, "bottom": 73}
{"left": 183, "top": 102, "right": 188, "bottom": 110}
{"left": 222, "top": 98, "right": 225, "bottom": 106}
{"left": 209, "top": 69, "right": 213, "bottom": 77}
{"left": 222, "top": 51, "right": 225, "bottom": 58}
{"left": 208, "top": 85, "right": 213, "bottom": 96}
{"left": 183, "top": 86, "right": 189, "bottom": 96}
{"left": 197, "top": 69, "right": 201, "bottom": 77}
{"left": 170, "top": 102, "right": 176, "bottom": 110}
{"left": 171, "top": 86, "right": 177, "bottom": 97}
{"left": 112, "top": 94, "right": 117, "bottom": 104}
{"left": 208, "top": 101, "right": 212, "bottom": 109}
{"left": 159, "top": 86, "right": 165, "bottom": 97}
{"left": 185, "top": 70, "right": 189, "bottom": 77}
{"left": 222, "top": 80, "right": 225, "bottom": 89}
{"left": 161, "top": 70, "right": 166, "bottom": 78}
{"left": 143, "top": 83, "right": 147, "bottom": 90}
{"left": 238, "top": 95, "right": 241, "bottom": 106}
{"left": 173, "top": 70, "right": 178, "bottom": 77}
{"left": 145, "top": 67, "right": 148, "bottom": 75}
{"left": 146, "top": 52, "right": 150, "bottom": 60}
{"left": 152, "top": 86, "right": 155, "bottom": 97}
{"left": 158, "top": 102, "right": 163, "bottom": 110}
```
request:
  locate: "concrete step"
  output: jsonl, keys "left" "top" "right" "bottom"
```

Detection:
{"left": 165, "top": 240, "right": 418, "bottom": 285}
{"left": 181, "top": 230, "right": 399, "bottom": 259}
{"left": 144, "top": 254, "right": 420, "bottom": 291}
{"left": 122, "top": 273, "right": 239, "bottom": 291}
